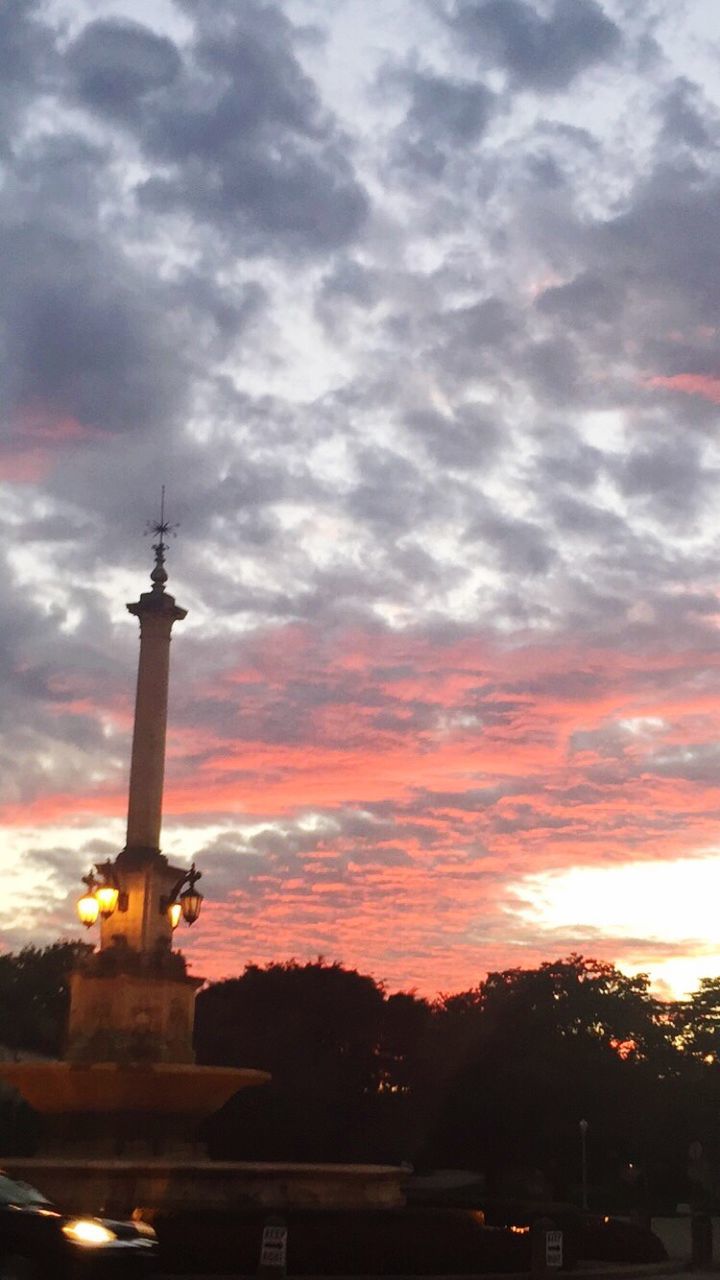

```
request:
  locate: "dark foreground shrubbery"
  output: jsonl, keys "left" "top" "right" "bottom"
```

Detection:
{"left": 151, "top": 1208, "right": 531, "bottom": 1276}
{"left": 580, "top": 1215, "right": 667, "bottom": 1263}
{"left": 397, "top": 1191, "right": 668, "bottom": 1271}
{"left": 472, "top": 1199, "right": 582, "bottom": 1266}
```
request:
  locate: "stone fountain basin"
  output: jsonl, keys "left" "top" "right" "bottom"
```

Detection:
{"left": 1, "top": 1157, "right": 406, "bottom": 1215}
{"left": 0, "top": 1062, "right": 269, "bottom": 1116}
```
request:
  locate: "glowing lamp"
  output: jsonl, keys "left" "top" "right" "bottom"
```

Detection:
{"left": 180, "top": 886, "right": 203, "bottom": 925}
{"left": 77, "top": 892, "right": 99, "bottom": 929}
{"left": 95, "top": 884, "right": 119, "bottom": 919}
{"left": 163, "top": 861, "right": 204, "bottom": 927}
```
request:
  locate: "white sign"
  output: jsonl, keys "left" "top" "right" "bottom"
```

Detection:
{"left": 260, "top": 1224, "right": 288, "bottom": 1271}
{"left": 546, "top": 1230, "right": 563, "bottom": 1269}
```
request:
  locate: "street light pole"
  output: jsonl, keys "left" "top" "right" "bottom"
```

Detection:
{"left": 580, "top": 1119, "right": 589, "bottom": 1211}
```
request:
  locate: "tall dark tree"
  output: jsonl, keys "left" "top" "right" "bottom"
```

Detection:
{"left": 0, "top": 941, "right": 92, "bottom": 1156}
{"left": 674, "top": 978, "right": 720, "bottom": 1061}
{"left": 0, "top": 941, "right": 92, "bottom": 1058}
{"left": 366, "top": 990, "right": 434, "bottom": 1163}
{"left": 195, "top": 959, "right": 388, "bottom": 1160}
{"left": 423, "top": 956, "right": 679, "bottom": 1198}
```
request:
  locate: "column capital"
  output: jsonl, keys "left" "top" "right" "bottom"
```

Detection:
{"left": 127, "top": 590, "right": 187, "bottom": 625}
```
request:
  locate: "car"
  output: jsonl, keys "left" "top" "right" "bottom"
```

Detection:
{"left": 0, "top": 1171, "right": 157, "bottom": 1279}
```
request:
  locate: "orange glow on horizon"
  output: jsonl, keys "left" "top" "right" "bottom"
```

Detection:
{"left": 6, "top": 623, "right": 720, "bottom": 997}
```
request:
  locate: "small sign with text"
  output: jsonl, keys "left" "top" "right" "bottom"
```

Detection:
{"left": 546, "top": 1229, "right": 563, "bottom": 1269}
{"left": 259, "top": 1222, "right": 287, "bottom": 1274}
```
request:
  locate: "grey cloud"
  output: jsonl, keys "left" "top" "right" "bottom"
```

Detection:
{"left": 657, "top": 77, "right": 716, "bottom": 151}
{"left": 618, "top": 435, "right": 715, "bottom": 518}
{"left": 350, "top": 844, "right": 412, "bottom": 866}
{"left": 526, "top": 152, "right": 566, "bottom": 190}
{"left": 641, "top": 337, "right": 720, "bottom": 382}
{"left": 59, "top": 1, "right": 369, "bottom": 263}
{"left": 0, "top": 108, "right": 201, "bottom": 442}
{"left": 22, "top": 844, "right": 88, "bottom": 887}
{"left": 0, "top": 129, "right": 265, "bottom": 456}
{"left": 534, "top": 119, "right": 600, "bottom": 152}
{"left": 417, "top": 784, "right": 524, "bottom": 811}
{"left": 1, "top": 222, "right": 183, "bottom": 434}
{"left": 138, "top": 148, "right": 366, "bottom": 256}
{"left": 0, "top": 0, "right": 55, "bottom": 152}
{"left": 249, "top": 825, "right": 328, "bottom": 858}
{"left": 517, "top": 669, "right": 606, "bottom": 700}
{"left": 66, "top": 17, "right": 181, "bottom": 120}
{"left": 389, "top": 67, "right": 495, "bottom": 177}
{"left": 0, "top": 0, "right": 50, "bottom": 83}
{"left": 535, "top": 272, "right": 622, "bottom": 327}
{"left": 550, "top": 495, "right": 626, "bottom": 539}
{"left": 448, "top": 0, "right": 621, "bottom": 91}
{"left": 523, "top": 143, "right": 720, "bottom": 387}
{"left": 465, "top": 508, "right": 555, "bottom": 575}
{"left": 534, "top": 426, "right": 604, "bottom": 490}
{"left": 403, "top": 71, "right": 494, "bottom": 143}
{"left": 346, "top": 447, "right": 444, "bottom": 533}
{"left": 522, "top": 337, "right": 582, "bottom": 404}
{"left": 115, "top": 1, "right": 368, "bottom": 254}
{"left": 437, "top": 297, "right": 515, "bottom": 348}
{"left": 404, "top": 405, "right": 502, "bottom": 469}
{"left": 191, "top": 811, "right": 417, "bottom": 905}
{"left": 167, "top": 272, "right": 267, "bottom": 361}
{"left": 599, "top": 160, "right": 720, "bottom": 325}
{"left": 644, "top": 742, "right": 720, "bottom": 785}
{"left": 319, "top": 259, "right": 382, "bottom": 308}
{"left": 189, "top": 847, "right": 267, "bottom": 900}
{"left": 428, "top": 297, "right": 518, "bottom": 382}
{"left": 492, "top": 804, "right": 577, "bottom": 833}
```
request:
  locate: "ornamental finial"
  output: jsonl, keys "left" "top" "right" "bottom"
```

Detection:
{"left": 146, "top": 485, "right": 178, "bottom": 593}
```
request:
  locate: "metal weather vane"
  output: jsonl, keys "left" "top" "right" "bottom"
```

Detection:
{"left": 146, "top": 485, "right": 179, "bottom": 591}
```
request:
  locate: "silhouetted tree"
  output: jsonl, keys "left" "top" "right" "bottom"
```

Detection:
{"left": 0, "top": 941, "right": 92, "bottom": 1156}
{"left": 422, "top": 956, "right": 679, "bottom": 1198}
{"left": 5, "top": 940, "right": 720, "bottom": 1206}
{"left": 675, "top": 978, "right": 720, "bottom": 1061}
{"left": 0, "top": 941, "right": 92, "bottom": 1058}
{"left": 195, "top": 960, "right": 389, "bottom": 1160}
{"left": 364, "top": 990, "right": 434, "bottom": 1163}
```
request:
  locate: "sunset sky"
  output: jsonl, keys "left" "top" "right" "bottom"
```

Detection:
{"left": 3, "top": 0, "right": 720, "bottom": 999}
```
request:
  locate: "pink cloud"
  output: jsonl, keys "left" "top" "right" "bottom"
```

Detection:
{"left": 0, "top": 406, "right": 100, "bottom": 483}
{"left": 10, "top": 623, "right": 720, "bottom": 994}
{"left": 645, "top": 373, "right": 720, "bottom": 403}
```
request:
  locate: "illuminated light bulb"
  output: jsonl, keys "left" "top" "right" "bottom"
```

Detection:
{"left": 167, "top": 901, "right": 182, "bottom": 930}
{"left": 95, "top": 884, "right": 119, "bottom": 919}
{"left": 77, "top": 893, "right": 99, "bottom": 929}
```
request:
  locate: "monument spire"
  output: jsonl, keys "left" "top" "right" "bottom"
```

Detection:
{"left": 124, "top": 490, "right": 186, "bottom": 860}
{"left": 62, "top": 498, "right": 209, "bottom": 1067}
{"left": 147, "top": 484, "right": 175, "bottom": 594}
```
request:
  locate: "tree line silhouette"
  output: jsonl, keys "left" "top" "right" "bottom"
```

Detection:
{"left": 2, "top": 944, "right": 720, "bottom": 1209}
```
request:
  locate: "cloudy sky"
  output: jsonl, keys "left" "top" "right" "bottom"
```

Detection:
{"left": 3, "top": 0, "right": 720, "bottom": 998}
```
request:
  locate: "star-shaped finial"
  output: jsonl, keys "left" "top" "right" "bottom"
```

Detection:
{"left": 145, "top": 487, "right": 179, "bottom": 592}
{"left": 145, "top": 485, "right": 179, "bottom": 545}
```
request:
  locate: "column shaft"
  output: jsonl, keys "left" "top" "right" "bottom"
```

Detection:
{"left": 126, "top": 613, "right": 174, "bottom": 851}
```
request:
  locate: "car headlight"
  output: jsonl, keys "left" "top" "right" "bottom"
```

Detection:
{"left": 62, "top": 1219, "right": 118, "bottom": 1247}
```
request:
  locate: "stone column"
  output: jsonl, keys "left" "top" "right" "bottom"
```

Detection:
{"left": 65, "top": 530, "right": 203, "bottom": 1067}
{"left": 125, "top": 592, "right": 186, "bottom": 854}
